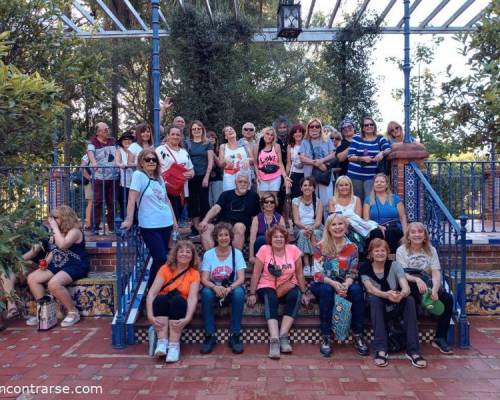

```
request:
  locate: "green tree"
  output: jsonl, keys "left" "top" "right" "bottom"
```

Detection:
{"left": 434, "top": 0, "right": 499, "bottom": 156}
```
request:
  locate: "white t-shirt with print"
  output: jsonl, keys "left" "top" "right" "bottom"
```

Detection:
{"left": 156, "top": 144, "right": 193, "bottom": 196}
{"left": 201, "top": 248, "right": 246, "bottom": 284}
{"left": 396, "top": 245, "right": 441, "bottom": 273}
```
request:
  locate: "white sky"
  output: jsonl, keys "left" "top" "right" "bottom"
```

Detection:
{"left": 300, "top": 0, "right": 490, "bottom": 128}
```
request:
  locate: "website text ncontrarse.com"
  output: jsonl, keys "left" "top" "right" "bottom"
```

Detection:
{"left": 0, "top": 385, "right": 103, "bottom": 395}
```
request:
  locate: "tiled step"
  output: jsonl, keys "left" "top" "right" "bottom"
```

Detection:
{"left": 466, "top": 270, "right": 500, "bottom": 315}
{"left": 132, "top": 315, "right": 438, "bottom": 345}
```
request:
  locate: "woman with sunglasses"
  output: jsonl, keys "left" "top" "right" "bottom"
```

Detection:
{"left": 254, "top": 126, "right": 289, "bottom": 197}
{"left": 336, "top": 117, "right": 356, "bottom": 177}
{"left": 248, "top": 193, "right": 285, "bottom": 264}
{"left": 207, "top": 131, "right": 224, "bottom": 206}
{"left": 385, "top": 121, "right": 406, "bottom": 144}
{"left": 347, "top": 117, "right": 391, "bottom": 200}
{"left": 26, "top": 205, "right": 89, "bottom": 328}
{"left": 286, "top": 124, "right": 306, "bottom": 199}
{"left": 247, "top": 225, "right": 309, "bottom": 359}
{"left": 186, "top": 121, "right": 214, "bottom": 238}
{"left": 299, "top": 118, "right": 337, "bottom": 214}
{"left": 122, "top": 149, "right": 177, "bottom": 288}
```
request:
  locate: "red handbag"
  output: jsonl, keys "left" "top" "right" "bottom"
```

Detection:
{"left": 161, "top": 147, "right": 187, "bottom": 197}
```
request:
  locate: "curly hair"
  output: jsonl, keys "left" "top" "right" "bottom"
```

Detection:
{"left": 50, "top": 205, "right": 80, "bottom": 235}
{"left": 212, "top": 222, "right": 234, "bottom": 245}
{"left": 166, "top": 240, "right": 200, "bottom": 271}
{"left": 265, "top": 224, "right": 289, "bottom": 246}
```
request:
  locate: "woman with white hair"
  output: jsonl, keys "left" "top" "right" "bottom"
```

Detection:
{"left": 220, "top": 126, "right": 252, "bottom": 191}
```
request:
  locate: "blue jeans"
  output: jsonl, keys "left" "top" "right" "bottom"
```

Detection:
{"left": 201, "top": 286, "right": 245, "bottom": 335}
{"left": 310, "top": 282, "right": 335, "bottom": 335}
{"left": 347, "top": 283, "right": 365, "bottom": 335}
{"left": 140, "top": 226, "right": 173, "bottom": 289}
{"left": 254, "top": 235, "right": 267, "bottom": 255}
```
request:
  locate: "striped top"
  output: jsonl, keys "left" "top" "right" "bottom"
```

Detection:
{"left": 347, "top": 135, "right": 390, "bottom": 181}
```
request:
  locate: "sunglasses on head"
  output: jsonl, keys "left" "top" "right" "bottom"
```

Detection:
{"left": 363, "top": 123, "right": 375, "bottom": 128}
{"left": 309, "top": 124, "right": 321, "bottom": 129}
{"left": 144, "top": 157, "right": 158, "bottom": 163}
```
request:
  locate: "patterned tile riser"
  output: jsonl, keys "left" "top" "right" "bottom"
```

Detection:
{"left": 465, "top": 281, "right": 500, "bottom": 315}
{"left": 134, "top": 327, "right": 437, "bottom": 344}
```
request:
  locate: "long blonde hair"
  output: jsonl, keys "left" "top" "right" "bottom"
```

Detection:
{"left": 305, "top": 117, "right": 323, "bottom": 140}
{"left": 368, "top": 173, "right": 394, "bottom": 206}
{"left": 402, "top": 222, "right": 433, "bottom": 256}
{"left": 334, "top": 175, "right": 355, "bottom": 203}
{"left": 320, "top": 214, "right": 349, "bottom": 256}
{"left": 50, "top": 205, "right": 80, "bottom": 235}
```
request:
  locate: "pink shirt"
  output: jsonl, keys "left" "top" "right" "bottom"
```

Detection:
{"left": 257, "top": 145, "right": 281, "bottom": 181}
{"left": 256, "top": 244, "right": 302, "bottom": 290}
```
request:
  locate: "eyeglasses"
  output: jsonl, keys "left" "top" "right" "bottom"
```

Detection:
{"left": 263, "top": 200, "right": 275, "bottom": 205}
{"left": 192, "top": 127, "right": 202, "bottom": 131}
{"left": 389, "top": 126, "right": 401, "bottom": 133}
{"left": 363, "top": 123, "right": 375, "bottom": 128}
{"left": 243, "top": 128, "right": 254, "bottom": 131}
{"left": 333, "top": 137, "right": 342, "bottom": 141}
{"left": 309, "top": 124, "right": 321, "bottom": 129}
{"left": 144, "top": 157, "right": 158, "bottom": 163}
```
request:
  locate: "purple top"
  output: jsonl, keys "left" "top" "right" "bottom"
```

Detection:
{"left": 257, "top": 211, "right": 282, "bottom": 236}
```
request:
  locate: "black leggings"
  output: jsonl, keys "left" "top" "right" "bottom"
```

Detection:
{"left": 188, "top": 175, "right": 210, "bottom": 219}
{"left": 368, "top": 226, "right": 403, "bottom": 254}
{"left": 153, "top": 292, "right": 187, "bottom": 320}
{"left": 257, "top": 286, "right": 301, "bottom": 320}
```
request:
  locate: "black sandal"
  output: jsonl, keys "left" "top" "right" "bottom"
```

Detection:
{"left": 374, "top": 351, "right": 388, "bottom": 367}
{"left": 406, "top": 353, "right": 427, "bottom": 368}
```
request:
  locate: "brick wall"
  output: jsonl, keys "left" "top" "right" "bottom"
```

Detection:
{"left": 439, "top": 244, "right": 500, "bottom": 271}
{"left": 87, "top": 247, "right": 116, "bottom": 272}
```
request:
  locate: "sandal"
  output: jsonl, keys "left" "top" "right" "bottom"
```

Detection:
{"left": 6, "top": 306, "right": 19, "bottom": 320}
{"left": 374, "top": 351, "right": 388, "bottom": 367}
{"left": 60, "top": 311, "right": 80, "bottom": 327}
{"left": 406, "top": 353, "right": 427, "bottom": 368}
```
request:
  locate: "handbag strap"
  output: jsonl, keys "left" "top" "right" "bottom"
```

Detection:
{"left": 159, "top": 267, "right": 189, "bottom": 293}
{"left": 164, "top": 145, "right": 179, "bottom": 164}
{"left": 230, "top": 246, "right": 236, "bottom": 283}
{"left": 308, "top": 140, "right": 317, "bottom": 160}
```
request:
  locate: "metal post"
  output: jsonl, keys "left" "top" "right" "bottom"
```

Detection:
{"left": 403, "top": 0, "right": 411, "bottom": 143}
{"left": 458, "top": 212, "right": 470, "bottom": 349}
{"left": 151, "top": 0, "right": 161, "bottom": 147}
{"left": 52, "top": 128, "right": 59, "bottom": 166}
{"left": 112, "top": 230, "right": 126, "bottom": 349}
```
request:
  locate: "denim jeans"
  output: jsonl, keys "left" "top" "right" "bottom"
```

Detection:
{"left": 347, "top": 283, "right": 365, "bottom": 335}
{"left": 310, "top": 282, "right": 335, "bottom": 335}
{"left": 201, "top": 286, "right": 245, "bottom": 335}
{"left": 253, "top": 235, "right": 267, "bottom": 255}
{"left": 140, "top": 226, "right": 173, "bottom": 289}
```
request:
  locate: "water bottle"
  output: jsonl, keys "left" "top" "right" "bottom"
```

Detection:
{"left": 172, "top": 230, "right": 179, "bottom": 243}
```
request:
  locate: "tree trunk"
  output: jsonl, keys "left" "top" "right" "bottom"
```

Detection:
{"left": 63, "top": 106, "right": 72, "bottom": 165}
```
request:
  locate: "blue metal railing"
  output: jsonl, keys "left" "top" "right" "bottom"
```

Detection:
{"left": 425, "top": 161, "right": 499, "bottom": 233}
{"left": 112, "top": 224, "right": 149, "bottom": 348}
{"left": 409, "top": 161, "right": 469, "bottom": 348}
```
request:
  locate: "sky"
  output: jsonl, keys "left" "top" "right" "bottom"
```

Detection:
{"left": 299, "top": 0, "right": 490, "bottom": 129}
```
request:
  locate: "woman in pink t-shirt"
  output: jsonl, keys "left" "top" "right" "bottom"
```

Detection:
{"left": 247, "top": 225, "right": 309, "bottom": 359}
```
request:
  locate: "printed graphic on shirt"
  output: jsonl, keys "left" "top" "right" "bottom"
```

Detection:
{"left": 210, "top": 265, "right": 232, "bottom": 282}
{"left": 407, "top": 253, "right": 430, "bottom": 270}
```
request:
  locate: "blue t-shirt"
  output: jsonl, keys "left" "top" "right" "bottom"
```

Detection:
{"left": 299, "top": 138, "right": 335, "bottom": 177}
{"left": 201, "top": 247, "right": 246, "bottom": 284}
{"left": 364, "top": 194, "right": 401, "bottom": 225}
{"left": 347, "top": 135, "right": 390, "bottom": 181}
{"left": 130, "top": 171, "right": 174, "bottom": 228}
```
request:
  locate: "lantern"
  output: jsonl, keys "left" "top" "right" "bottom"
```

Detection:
{"left": 277, "top": 1, "right": 302, "bottom": 40}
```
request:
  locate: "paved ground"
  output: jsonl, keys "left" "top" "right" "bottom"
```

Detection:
{"left": 0, "top": 317, "right": 499, "bottom": 400}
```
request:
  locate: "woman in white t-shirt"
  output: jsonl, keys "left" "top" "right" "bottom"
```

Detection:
{"left": 200, "top": 222, "right": 246, "bottom": 355}
{"left": 128, "top": 123, "right": 154, "bottom": 164}
{"left": 121, "top": 149, "right": 177, "bottom": 288}
{"left": 115, "top": 131, "right": 136, "bottom": 221}
{"left": 156, "top": 126, "right": 194, "bottom": 220}
{"left": 396, "top": 222, "right": 454, "bottom": 355}
{"left": 219, "top": 126, "right": 252, "bottom": 191}
{"left": 286, "top": 124, "right": 306, "bottom": 199}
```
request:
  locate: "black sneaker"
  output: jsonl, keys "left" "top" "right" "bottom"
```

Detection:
{"left": 320, "top": 335, "right": 332, "bottom": 357}
{"left": 353, "top": 334, "right": 369, "bottom": 356}
{"left": 228, "top": 333, "right": 244, "bottom": 354}
{"left": 200, "top": 334, "right": 216, "bottom": 354}
{"left": 432, "top": 338, "right": 453, "bottom": 354}
{"left": 188, "top": 226, "right": 200, "bottom": 240}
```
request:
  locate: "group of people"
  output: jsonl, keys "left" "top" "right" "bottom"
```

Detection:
{"left": 3, "top": 113, "right": 454, "bottom": 369}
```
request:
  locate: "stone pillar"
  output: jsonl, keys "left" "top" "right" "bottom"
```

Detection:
{"left": 387, "top": 143, "right": 429, "bottom": 223}
{"left": 48, "top": 168, "right": 70, "bottom": 213}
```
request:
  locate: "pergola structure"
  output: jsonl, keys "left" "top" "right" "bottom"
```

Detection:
{"left": 58, "top": 0, "right": 491, "bottom": 145}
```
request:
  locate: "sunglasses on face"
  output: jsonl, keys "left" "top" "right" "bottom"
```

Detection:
{"left": 144, "top": 157, "right": 158, "bottom": 163}
{"left": 389, "top": 126, "right": 401, "bottom": 133}
{"left": 243, "top": 127, "right": 254, "bottom": 131}
{"left": 262, "top": 200, "right": 275, "bottom": 205}
{"left": 309, "top": 124, "right": 321, "bottom": 129}
{"left": 192, "top": 127, "right": 202, "bottom": 131}
{"left": 363, "top": 123, "right": 375, "bottom": 128}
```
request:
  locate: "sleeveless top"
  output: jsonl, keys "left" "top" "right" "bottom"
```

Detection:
{"left": 257, "top": 211, "right": 281, "bottom": 236}
{"left": 49, "top": 231, "right": 89, "bottom": 271}
{"left": 290, "top": 144, "right": 304, "bottom": 173}
{"left": 223, "top": 145, "right": 248, "bottom": 176}
{"left": 257, "top": 145, "right": 281, "bottom": 181}
{"left": 334, "top": 196, "right": 357, "bottom": 215}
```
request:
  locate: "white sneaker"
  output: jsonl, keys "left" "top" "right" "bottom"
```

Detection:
{"left": 26, "top": 316, "right": 38, "bottom": 326}
{"left": 303, "top": 265, "right": 312, "bottom": 277}
{"left": 166, "top": 345, "right": 180, "bottom": 363}
{"left": 60, "top": 311, "right": 80, "bottom": 327}
{"left": 154, "top": 340, "right": 168, "bottom": 357}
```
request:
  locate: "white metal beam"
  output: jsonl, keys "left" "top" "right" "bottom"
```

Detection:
{"left": 305, "top": 0, "right": 316, "bottom": 29}
{"left": 442, "top": 0, "right": 475, "bottom": 28}
{"left": 60, "top": 14, "right": 82, "bottom": 33}
{"left": 465, "top": 9, "right": 486, "bottom": 28}
{"left": 376, "top": 0, "right": 397, "bottom": 27}
{"left": 96, "top": 0, "right": 126, "bottom": 31}
{"left": 72, "top": 1, "right": 104, "bottom": 32}
{"left": 158, "top": 10, "right": 170, "bottom": 30}
{"left": 204, "top": 0, "right": 214, "bottom": 24}
{"left": 328, "top": 0, "right": 342, "bottom": 28}
{"left": 123, "top": 0, "right": 148, "bottom": 31}
{"left": 419, "top": 0, "right": 450, "bottom": 28}
{"left": 352, "top": 0, "right": 371, "bottom": 26}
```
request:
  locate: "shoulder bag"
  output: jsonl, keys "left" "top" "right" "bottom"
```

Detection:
{"left": 161, "top": 146, "right": 187, "bottom": 197}
{"left": 308, "top": 140, "right": 336, "bottom": 186}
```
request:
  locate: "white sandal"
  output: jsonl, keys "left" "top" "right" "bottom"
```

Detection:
{"left": 60, "top": 311, "right": 80, "bottom": 327}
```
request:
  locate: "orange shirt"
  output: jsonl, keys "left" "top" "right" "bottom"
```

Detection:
{"left": 157, "top": 264, "right": 200, "bottom": 299}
